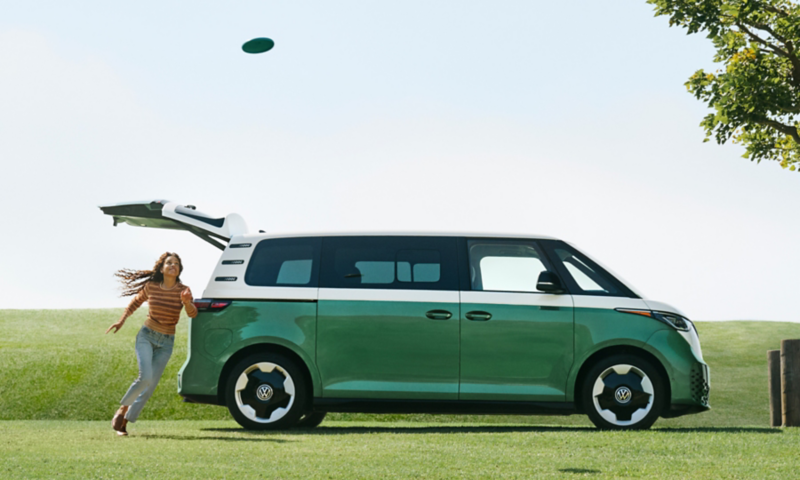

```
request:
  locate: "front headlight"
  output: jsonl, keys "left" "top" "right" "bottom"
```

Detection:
{"left": 616, "top": 308, "right": 703, "bottom": 360}
{"left": 652, "top": 311, "right": 695, "bottom": 334}
{"left": 615, "top": 308, "right": 695, "bottom": 333}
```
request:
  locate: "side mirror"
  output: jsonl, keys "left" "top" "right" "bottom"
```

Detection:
{"left": 537, "top": 271, "right": 564, "bottom": 294}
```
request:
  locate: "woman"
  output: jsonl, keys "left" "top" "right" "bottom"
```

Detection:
{"left": 106, "top": 252, "right": 197, "bottom": 436}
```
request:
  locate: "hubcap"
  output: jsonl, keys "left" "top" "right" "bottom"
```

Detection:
{"left": 614, "top": 386, "right": 632, "bottom": 404}
{"left": 234, "top": 362, "right": 295, "bottom": 423}
{"left": 592, "top": 364, "right": 653, "bottom": 426}
{"left": 256, "top": 384, "right": 274, "bottom": 401}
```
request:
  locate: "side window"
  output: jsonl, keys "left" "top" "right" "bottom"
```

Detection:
{"left": 320, "top": 237, "right": 458, "bottom": 290}
{"left": 468, "top": 240, "right": 551, "bottom": 293}
{"left": 244, "top": 238, "right": 321, "bottom": 287}
{"left": 397, "top": 250, "right": 441, "bottom": 283}
{"left": 540, "top": 240, "right": 634, "bottom": 297}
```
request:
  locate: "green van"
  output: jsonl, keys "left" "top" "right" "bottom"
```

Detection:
{"left": 101, "top": 200, "right": 710, "bottom": 430}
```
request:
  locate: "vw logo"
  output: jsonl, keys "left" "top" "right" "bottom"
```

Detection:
{"left": 256, "top": 384, "right": 274, "bottom": 401}
{"left": 614, "top": 386, "right": 632, "bottom": 404}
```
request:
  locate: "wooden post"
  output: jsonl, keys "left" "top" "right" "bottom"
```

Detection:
{"left": 768, "top": 350, "right": 782, "bottom": 427}
{"left": 781, "top": 339, "right": 800, "bottom": 427}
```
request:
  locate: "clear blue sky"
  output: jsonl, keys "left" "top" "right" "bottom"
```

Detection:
{"left": 1, "top": 1, "right": 798, "bottom": 321}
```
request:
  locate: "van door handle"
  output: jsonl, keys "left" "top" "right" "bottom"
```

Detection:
{"left": 425, "top": 310, "right": 452, "bottom": 320}
{"left": 465, "top": 311, "right": 492, "bottom": 321}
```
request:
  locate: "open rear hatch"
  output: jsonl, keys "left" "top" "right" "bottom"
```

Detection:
{"left": 99, "top": 200, "right": 248, "bottom": 250}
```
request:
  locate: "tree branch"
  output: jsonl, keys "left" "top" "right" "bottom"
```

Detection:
{"left": 736, "top": 21, "right": 800, "bottom": 90}
{"left": 736, "top": 22, "right": 789, "bottom": 57}
{"left": 764, "top": 5, "right": 790, "bottom": 18}
{"left": 748, "top": 20, "right": 788, "bottom": 44}
{"left": 754, "top": 117, "right": 800, "bottom": 143}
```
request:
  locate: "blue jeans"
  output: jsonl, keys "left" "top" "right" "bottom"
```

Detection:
{"left": 120, "top": 326, "right": 174, "bottom": 422}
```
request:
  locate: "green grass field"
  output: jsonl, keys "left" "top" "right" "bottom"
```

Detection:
{"left": 1, "top": 309, "right": 799, "bottom": 478}
{"left": 2, "top": 421, "right": 798, "bottom": 479}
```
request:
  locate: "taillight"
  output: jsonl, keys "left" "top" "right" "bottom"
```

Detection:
{"left": 193, "top": 299, "right": 232, "bottom": 312}
{"left": 193, "top": 299, "right": 211, "bottom": 310}
{"left": 210, "top": 301, "right": 231, "bottom": 310}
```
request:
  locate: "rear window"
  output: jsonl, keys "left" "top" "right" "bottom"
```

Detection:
{"left": 244, "top": 238, "right": 321, "bottom": 287}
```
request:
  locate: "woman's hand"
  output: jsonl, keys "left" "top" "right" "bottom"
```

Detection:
{"left": 106, "top": 315, "right": 126, "bottom": 334}
{"left": 181, "top": 288, "right": 193, "bottom": 305}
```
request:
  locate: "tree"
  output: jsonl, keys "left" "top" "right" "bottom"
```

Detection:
{"left": 648, "top": 0, "right": 800, "bottom": 171}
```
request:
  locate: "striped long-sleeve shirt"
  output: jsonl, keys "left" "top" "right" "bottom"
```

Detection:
{"left": 124, "top": 282, "right": 198, "bottom": 335}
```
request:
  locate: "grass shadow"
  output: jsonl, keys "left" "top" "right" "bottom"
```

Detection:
{"left": 202, "top": 425, "right": 596, "bottom": 435}
{"left": 136, "top": 433, "right": 292, "bottom": 443}
{"left": 200, "top": 425, "right": 782, "bottom": 435}
{"left": 560, "top": 468, "right": 602, "bottom": 475}
{"left": 653, "top": 427, "right": 780, "bottom": 434}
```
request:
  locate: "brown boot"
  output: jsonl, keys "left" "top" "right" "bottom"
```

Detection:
{"left": 116, "top": 418, "right": 129, "bottom": 436}
{"left": 112, "top": 406, "right": 128, "bottom": 432}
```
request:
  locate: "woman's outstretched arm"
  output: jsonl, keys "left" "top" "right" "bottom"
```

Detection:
{"left": 106, "top": 285, "right": 149, "bottom": 334}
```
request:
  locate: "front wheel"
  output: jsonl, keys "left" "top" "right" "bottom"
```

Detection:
{"left": 225, "top": 353, "right": 307, "bottom": 430}
{"left": 582, "top": 354, "right": 665, "bottom": 430}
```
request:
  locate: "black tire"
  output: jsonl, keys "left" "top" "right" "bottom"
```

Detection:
{"left": 582, "top": 354, "right": 665, "bottom": 430}
{"left": 295, "top": 411, "right": 327, "bottom": 429}
{"left": 225, "top": 353, "right": 307, "bottom": 430}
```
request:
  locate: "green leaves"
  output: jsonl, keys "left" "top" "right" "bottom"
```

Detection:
{"left": 648, "top": 0, "right": 800, "bottom": 171}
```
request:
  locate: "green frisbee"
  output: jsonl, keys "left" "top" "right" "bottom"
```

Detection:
{"left": 242, "top": 37, "right": 275, "bottom": 54}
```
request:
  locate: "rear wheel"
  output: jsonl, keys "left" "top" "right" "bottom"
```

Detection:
{"left": 582, "top": 354, "right": 665, "bottom": 430}
{"left": 295, "top": 411, "right": 327, "bottom": 429}
{"left": 225, "top": 353, "right": 307, "bottom": 430}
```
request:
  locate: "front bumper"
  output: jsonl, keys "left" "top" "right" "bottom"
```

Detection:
{"left": 662, "top": 362, "right": 710, "bottom": 418}
{"left": 690, "top": 362, "right": 711, "bottom": 407}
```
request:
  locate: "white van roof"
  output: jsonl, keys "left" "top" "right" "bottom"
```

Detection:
{"left": 233, "top": 231, "right": 559, "bottom": 241}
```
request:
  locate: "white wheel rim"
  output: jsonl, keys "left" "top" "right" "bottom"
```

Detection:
{"left": 234, "top": 362, "right": 295, "bottom": 423}
{"left": 591, "top": 364, "right": 654, "bottom": 427}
